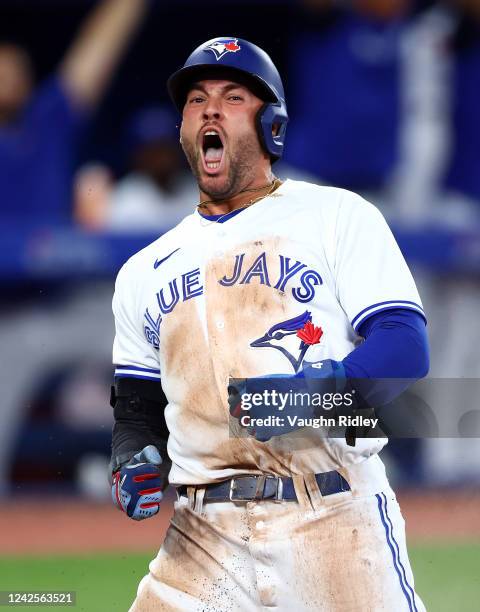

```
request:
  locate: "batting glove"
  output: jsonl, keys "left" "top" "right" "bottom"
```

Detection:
{"left": 299, "top": 359, "right": 346, "bottom": 385}
{"left": 228, "top": 360, "right": 346, "bottom": 442}
{"left": 112, "top": 445, "right": 165, "bottom": 521}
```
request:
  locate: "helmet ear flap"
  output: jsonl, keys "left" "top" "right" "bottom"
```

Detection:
{"left": 255, "top": 102, "right": 289, "bottom": 163}
{"left": 255, "top": 103, "right": 270, "bottom": 159}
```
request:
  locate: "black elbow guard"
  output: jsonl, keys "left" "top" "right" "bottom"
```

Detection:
{"left": 109, "top": 377, "right": 170, "bottom": 475}
{"left": 110, "top": 377, "right": 169, "bottom": 434}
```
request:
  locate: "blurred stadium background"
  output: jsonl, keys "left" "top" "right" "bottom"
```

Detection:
{"left": 0, "top": 0, "right": 479, "bottom": 610}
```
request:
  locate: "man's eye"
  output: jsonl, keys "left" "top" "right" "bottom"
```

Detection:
{"left": 229, "top": 95, "right": 243, "bottom": 101}
{"left": 189, "top": 97, "right": 204, "bottom": 104}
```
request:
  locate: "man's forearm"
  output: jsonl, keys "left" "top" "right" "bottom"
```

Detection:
{"left": 342, "top": 308, "right": 429, "bottom": 407}
{"left": 110, "top": 419, "right": 169, "bottom": 475}
{"left": 109, "top": 377, "right": 170, "bottom": 478}
{"left": 343, "top": 308, "right": 429, "bottom": 380}
{"left": 60, "top": 0, "right": 149, "bottom": 107}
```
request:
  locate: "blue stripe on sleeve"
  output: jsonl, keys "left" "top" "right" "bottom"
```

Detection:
{"left": 351, "top": 300, "right": 426, "bottom": 332}
{"left": 114, "top": 373, "right": 162, "bottom": 381}
{"left": 113, "top": 364, "right": 160, "bottom": 375}
{"left": 114, "top": 364, "right": 161, "bottom": 381}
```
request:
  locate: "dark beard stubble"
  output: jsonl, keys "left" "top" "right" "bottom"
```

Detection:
{"left": 181, "top": 131, "right": 261, "bottom": 200}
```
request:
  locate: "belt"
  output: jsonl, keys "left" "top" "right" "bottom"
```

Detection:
{"left": 177, "top": 471, "right": 350, "bottom": 503}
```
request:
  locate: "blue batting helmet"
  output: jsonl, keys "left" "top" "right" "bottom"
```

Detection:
{"left": 167, "top": 37, "right": 288, "bottom": 161}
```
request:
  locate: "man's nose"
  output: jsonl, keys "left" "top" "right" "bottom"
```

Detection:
{"left": 203, "top": 97, "right": 223, "bottom": 121}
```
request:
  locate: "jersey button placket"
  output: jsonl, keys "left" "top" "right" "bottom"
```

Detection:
{"left": 214, "top": 227, "right": 226, "bottom": 257}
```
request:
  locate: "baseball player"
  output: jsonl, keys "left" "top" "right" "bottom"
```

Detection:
{"left": 110, "top": 37, "right": 429, "bottom": 611}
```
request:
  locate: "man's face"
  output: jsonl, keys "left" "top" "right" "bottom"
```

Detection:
{"left": 180, "top": 79, "right": 267, "bottom": 199}
{"left": 0, "top": 45, "right": 33, "bottom": 122}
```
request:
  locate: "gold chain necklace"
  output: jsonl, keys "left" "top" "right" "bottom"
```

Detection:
{"left": 197, "top": 178, "right": 283, "bottom": 225}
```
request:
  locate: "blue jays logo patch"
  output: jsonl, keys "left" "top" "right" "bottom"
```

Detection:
{"left": 204, "top": 38, "right": 241, "bottom": 61}
{"left": 251, "top": 311, "right": 323, "bottom": 373}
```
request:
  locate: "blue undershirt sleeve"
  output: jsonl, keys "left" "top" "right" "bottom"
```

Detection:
{"left": 342, "top": 308, "right": 429, "bottom": 380}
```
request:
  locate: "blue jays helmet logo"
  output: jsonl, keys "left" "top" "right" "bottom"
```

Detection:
{"left": 251, "top": 311, "right": 323, "bottom": 373}
{"left": 204, "top": 38, "right": 241, "bottom": 61}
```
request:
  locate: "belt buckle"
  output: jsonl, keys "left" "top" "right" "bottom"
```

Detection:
{"left": 228, "top": 475, "right": 284, "bottom": 502}
{"left": 228, "top": 476, "right": 265, "bottom": 502}
{"left": 229, "top": 476, "right": 259, "bottom": 502}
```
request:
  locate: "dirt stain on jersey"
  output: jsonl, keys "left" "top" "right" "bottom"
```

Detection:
{"left": 204, "top": 237, "right": 305, "bottom": 473}
{"left": 160, "top": 287, "right": 258, "bottom": 473}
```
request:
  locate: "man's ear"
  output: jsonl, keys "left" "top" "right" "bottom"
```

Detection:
{"left": 272, "top": 123, "right": 280, "bottom": 137}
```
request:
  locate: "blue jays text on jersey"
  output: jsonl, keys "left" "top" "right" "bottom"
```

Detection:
{"left": 143, "top": 251, "right": 323, "bottom": 349}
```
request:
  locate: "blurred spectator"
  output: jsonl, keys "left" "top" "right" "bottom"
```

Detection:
{"left": 100, "top": 106, "right": 197, "bottom": 232}
{"left": 74, "top": 164, "right": 114, "bottom": 230}
{"left": 389, "top": 0, "right": 480, "bottom": 483}
{"left": 0, "top": 0, "right": 150, "bottom": 225}
{"left": 391, "top": 0, "right": 480, "bottom": 225}
{"left": 284, "top": 0, "right": 412, "bottom": 195}
{"left": 445, "top": 1, "right": 480, "bottom": 205}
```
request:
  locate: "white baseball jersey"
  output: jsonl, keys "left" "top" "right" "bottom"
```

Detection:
{"left": 112, "top": 179, "right": 425, "bottom": 485}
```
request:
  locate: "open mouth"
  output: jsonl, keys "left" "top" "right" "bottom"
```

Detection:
{"left": 201, "top": 130, "right": 225, "bottom": 174}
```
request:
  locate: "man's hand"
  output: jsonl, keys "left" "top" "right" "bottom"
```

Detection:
{"left": 111, "top": 445, "right": 165, "bottom": 521}
{"left": 228, "top": 360, "right": 346, "bottom": 442}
